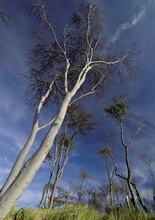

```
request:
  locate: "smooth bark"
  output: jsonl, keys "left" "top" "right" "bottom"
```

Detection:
{"left": 0, "top": 79, "right": 56, "bottom": 197}
{"left": 0, "top": 92, "right": 72, "bottom": 219}
{"left": 0, "top": 65, "right": 92, "bottom": 218}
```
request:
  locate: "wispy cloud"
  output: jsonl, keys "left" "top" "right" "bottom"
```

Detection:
{"left": 111, "top": 4, "right": 147, "bottom": 43}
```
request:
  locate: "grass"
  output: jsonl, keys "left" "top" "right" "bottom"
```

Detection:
{"left": 103, "top": 208, "right": 155, "bottom": 220}
{"left": 4, "top": 205, "right": 103, "bottom": 220}
{"left": 4, "top": 205, "right": 155, "bottom": 220}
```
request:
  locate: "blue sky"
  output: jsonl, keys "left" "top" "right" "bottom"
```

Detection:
{"left": 0, "top": 0, "right": 155, "bottom": 207}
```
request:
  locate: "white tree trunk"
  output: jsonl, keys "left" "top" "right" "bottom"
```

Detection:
{"left": 0, "top": 79, "right": 56, "bottom": 197}
{"left": 0, "top": 92, "right": 72, "bottom": 219}
{"left": 0, "top": 125, "right": 38, "bottom": 196}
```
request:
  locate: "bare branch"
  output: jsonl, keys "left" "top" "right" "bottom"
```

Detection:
{"left": 127, "top": 118, "right": 143, "bottom": 146}
{"left": 70, "top": 74, "right": 105, "bottom": 105}
{"left": 70, "top": 91, "right": 95, "bottom": 105}
{"left": 120, "top": 121, "right": 127, "bottom": 147}
{"left": 38, "top": 116, "right": 56, "bottom": 130}
{"left": 64, "top": 58, "right": 70, "bottom": 93}
{"left": 115, "top": 166, "right": 127, "bottom": 181}
{"left": 40, "top": 4, "right": 65, "bottom": 54}
{"left": 33, "top": 76, "right": 57, "bottom": 126}
{"left": 91, "top": 54, "right": 128, "bottom": 67}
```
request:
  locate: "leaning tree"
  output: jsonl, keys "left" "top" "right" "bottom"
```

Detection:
{"left": 0, "top": 2, "right": 137, "bottom": 218}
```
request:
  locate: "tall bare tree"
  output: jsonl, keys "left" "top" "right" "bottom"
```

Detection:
{"left": 105, "top": 96, "right": 150, "bottom": 213}
{"left": 0, "top": 2, "right": 137, "bottom": 218}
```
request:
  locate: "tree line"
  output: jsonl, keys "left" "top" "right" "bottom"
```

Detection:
{"left": 38, "top": 96, "right": 155, "bottom": 214}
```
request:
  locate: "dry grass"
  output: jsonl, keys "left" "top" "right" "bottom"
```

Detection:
{"left": 5, "top": 205, "right": 103, "bottom": 220}
{"left": 4, "top": 205, "right": 155, "bottom": 220}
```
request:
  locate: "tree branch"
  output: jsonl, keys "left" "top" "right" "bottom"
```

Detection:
{"left": 40, "top": 4, "right": 65, "bottom": 54}
{"left": 91, "top": 54, "right": 128, "bottom": 67}
{"left": 127, "top": 118, "right": 143, "bottom": 146}
{"left": 38, "top": 116, "right": 56, "bottom": 130}
{"left": 64, "top": 58, "right": 70, "bottom": 93}
{"left": 70, "top": 74, "right": 105, "bottom": 105}
{"left": 120, "top": 121, "right": 127, "bottom": 147}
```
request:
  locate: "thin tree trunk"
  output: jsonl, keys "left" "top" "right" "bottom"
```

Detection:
{"left": 0, "top": 79, "right": 56, "bottom": 197}
{"left": 105, "top": 158, "right": 114, "bottom": 209}
{"left": 38, "top": 143, "right": 58, "bottom": 208}
{"left": 38, "top": 183, "right": 50, "bottom": 208}
{"left": 132, "top": 182, "right": 151, "bottom": 213}
{"left": 119, "top": 121, "right": 138, "bottom": 210}
{"left": 49, "top": 178, "right": 59, "bottom": 208}
{"left": 125, "top": 146, "right": 138, "bottom": 209}
{"left": 49, "top": 143, "right": 69, "bottom": 208}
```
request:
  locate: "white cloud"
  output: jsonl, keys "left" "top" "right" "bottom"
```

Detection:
{"left": 120, "top": 22, "right": 130, "bottom": 30}
{"left": 131, "top": 4, "right": 146, "bottom": 26}
{"left": 111, "top": 4, "right": 147, "bottom": 43}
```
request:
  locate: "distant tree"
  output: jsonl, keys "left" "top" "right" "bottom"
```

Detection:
{"left": 99, "top": 131, "right": 116, "bottom": 209}
{"left": 87, "top": 180, "right": 127, "bottom": 212}
{"left": 105, "top": 96, "right": 150, "bottom": 213}
{"left": 0, "top": 2, "right": 138, "bottom": 218}
{"left": 70, "top": 171, "right": 89, "bottom": 205}
{"left": 38, "top": 104, "right": 96, "bottom": 208}
{"left": 38, "top": 129, "right": 72, "bottom": 209}
{"left": 53, "top": 186, "right": 73, "bottom": 207}
{"left": 87, "top": 188, "right": 103, "bottom": 212}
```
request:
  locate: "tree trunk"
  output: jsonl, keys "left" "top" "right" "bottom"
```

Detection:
{"left": 0, "top": 92, "right": 72, "bottom": 219}
{"left": 132, "top": 182, "right": 151, "bottom": 213}
{"left": 0, "top": 78, "right": 56, "bottom": 197}
{"left": 49, "top": 178, "right": 59, "bottom": 208}
{"left": 0, "top": 125, "right": 38, "bottom": 197}
{"left": 109, "top": 181, "right": 113, "bottom": 209}
{"left": 125, "top": 146, "right": 138, "bottom": 209}
{"left": 38, "top": 183, "right": 50, "bottom": 208}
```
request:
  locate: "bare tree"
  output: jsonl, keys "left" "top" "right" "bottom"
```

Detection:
{"left": 0, "top": 2, "right": 137, "bottom": 218}
{"left": 105, "top": 96, "right": 150, "bottom": 213}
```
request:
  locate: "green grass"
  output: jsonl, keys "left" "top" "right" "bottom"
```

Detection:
{"left": 5, "top": 205, "right": 103, "bottom": 220}
{"left": 103, "top": 208, "right": 155, "bottom": 220}
{"left": 4, "top": 205, "right": 155, "bottom": 220}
